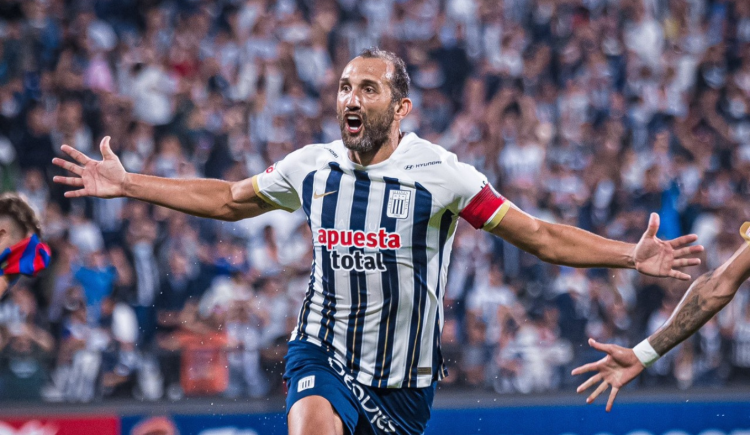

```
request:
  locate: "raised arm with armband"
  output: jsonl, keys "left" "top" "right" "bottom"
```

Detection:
{"left": 52, "top": 137, "right": 277, "bottom": 221}
{"left": 572, "top": 224, "right": 750, "bottom": 412}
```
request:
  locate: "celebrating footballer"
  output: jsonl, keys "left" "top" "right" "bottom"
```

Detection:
{"left": 53, "top": 48, "right": 703, "bottom": 435}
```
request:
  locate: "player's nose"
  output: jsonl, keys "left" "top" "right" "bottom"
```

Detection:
{"left": 344, "top": 91, "right": 361, "bottom": 110}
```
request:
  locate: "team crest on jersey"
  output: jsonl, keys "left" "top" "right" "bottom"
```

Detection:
{"left": 386, "top": 190, "right": 411, "bottom": 219}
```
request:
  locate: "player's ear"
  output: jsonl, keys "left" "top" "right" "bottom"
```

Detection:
{"left": 394, "top": 98, "right": 412, "bottom": 121}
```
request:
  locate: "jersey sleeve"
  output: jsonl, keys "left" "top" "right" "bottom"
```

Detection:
{"left": 251, "top": 149, "right": 307, "bottom": 212}
{"left": 449, "top": 158, "right": 511, "bottom": 231}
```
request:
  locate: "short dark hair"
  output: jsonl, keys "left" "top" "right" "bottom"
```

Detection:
{"left": 0, "top": 194, "right": 41, "bottom": 236}
{"left": 358, "top": 47, "right": 410, "bottom": 103}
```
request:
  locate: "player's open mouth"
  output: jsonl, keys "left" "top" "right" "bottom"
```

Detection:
{"left": 346, "top": 114, "right": 363, "bottom": 134}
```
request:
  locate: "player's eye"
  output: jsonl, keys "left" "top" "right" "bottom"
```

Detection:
{"left": 340, "top": 84, "right": 351, "bottom": 92}
{"left": 365, "top": 87, "right": 375, "bottom": 93}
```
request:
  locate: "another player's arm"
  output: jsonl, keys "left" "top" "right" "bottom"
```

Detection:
{"left": 646, "top": 240, "right": 750, "bottom": 355}
{"left": 572, "top": 233, "right": 750, "bottom": 412}
{"left": 491, "top": 205, "right": 703, "bottom": 279}
{"left": 52, "top": 137, "right": 278, "bottom": 221}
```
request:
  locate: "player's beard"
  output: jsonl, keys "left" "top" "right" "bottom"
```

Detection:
{"left": 338, "top": 104, "right": 395, "bottom": 154}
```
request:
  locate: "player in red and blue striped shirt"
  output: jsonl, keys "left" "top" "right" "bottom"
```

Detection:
{"left": 0, "top": 194, "right": 51, "bottom": 296}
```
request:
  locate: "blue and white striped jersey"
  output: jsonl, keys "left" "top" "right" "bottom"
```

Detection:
{"left": 253, "top": 133, "right": 510, "bottom": 388}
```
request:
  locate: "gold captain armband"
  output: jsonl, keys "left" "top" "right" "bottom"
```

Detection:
{"left": 741, "top": 222, "right": 750, "bottom": 245}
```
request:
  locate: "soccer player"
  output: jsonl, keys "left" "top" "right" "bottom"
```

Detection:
{"left": 0, "top": 193, "right": 51, "bottom": 296}
{"left": 573, "top": 223, "right": 750, "bottom": 412}
{"left": 53, "top": 48, "right": 703, "bottom": 435}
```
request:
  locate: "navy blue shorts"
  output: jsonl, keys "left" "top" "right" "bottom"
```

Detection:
{"left": 283, "top": 340, "right": 436, "bottom": 435}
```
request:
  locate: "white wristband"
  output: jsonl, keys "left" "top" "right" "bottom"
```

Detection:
{"left": 633, "top": 339, "right": 660, "bottom": 367}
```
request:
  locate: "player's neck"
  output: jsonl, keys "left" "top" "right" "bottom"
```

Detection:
{"left": 348, "top": 130, "right": 404, "bottom": 167}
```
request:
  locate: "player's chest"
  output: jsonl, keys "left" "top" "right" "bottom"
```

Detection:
{"left": 303, "top": 168, "right": 440, "bottom": 226}
{"left": 303, "top": 168, "right": 447, "bottom": 256}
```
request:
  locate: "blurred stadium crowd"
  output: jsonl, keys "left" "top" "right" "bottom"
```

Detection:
{"left": 0, "top": 0, "right": 750, "bottom": 402}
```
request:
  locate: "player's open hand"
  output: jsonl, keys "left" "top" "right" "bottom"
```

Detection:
{"left": 571, "top": 338, "right": 644, "bottom": 412}
{"left": 632, "top": 213, "right": 703, "bottom": 281}
{"left": 52, "top": 136, "right": 128, "bottom": 199}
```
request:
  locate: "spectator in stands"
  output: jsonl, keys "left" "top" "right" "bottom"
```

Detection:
{"left": 248, "top": 225, "right": 283, "bottom": 275}
{"left": 46, "top": 287, "right": 107, "bottom": 402}
{"left": 125, "top": 209, "right": 159, "bottom": 345}
{"left": 225, "top": 300, "right": 269, "bottom": 399}
{"left": 460, "top": 312, "right": 490, "bottom": 387}
{"left": 156, "top": 251, "right": 204, "bottom": 334}
{"left": 74, "top": 250, "right": 116, "bottom": 324}
{"left": 51, "top": 99, "right": 94, "bottom": 158}
{"left": 98, "top": 295, "right": 150, "bottom": 399}
{"left": 0, "top": 320, "right": 54, "bottom": 401}
{"left": 253, "top": 274, "right": 292, "bottom": 348}
{"left": 466, "top": 264, "right": 524, "bottom": 347}
{"left": 157, "top": 305, "right": 230, "bottom": 398}
{"left": 17, "top": 169, "right": 47, "bottom": 220}
{"left": 15, "top": 105, "right": 54, "bottom": 173}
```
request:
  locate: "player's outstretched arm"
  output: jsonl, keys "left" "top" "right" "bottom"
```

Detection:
{"left": 53, "top": 137, "right": 277, "bottom": 221}
{"left": 573, "top": 238, "right": 750, "bottom": 412}
{"left": 491, "top": 207, "right": 703, "bottom": 280}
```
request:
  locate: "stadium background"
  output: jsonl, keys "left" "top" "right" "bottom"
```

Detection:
{"left": 1, "top": 0, "right": 750, "bottom": 433}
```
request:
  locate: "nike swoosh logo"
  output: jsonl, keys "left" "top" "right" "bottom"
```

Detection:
{"left": 313, "top": 190, "right": 337, "bottom": 199}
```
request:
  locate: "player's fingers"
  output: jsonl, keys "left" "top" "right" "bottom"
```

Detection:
{"left": 668, "top": 234, "right": 699, "bottom": 248}
{"left": 63, "top": 189, "right": 88, "bottom": 198}
{"left": 60, "top": 145, "right": 92, "bottom": 165}
{"left": 669, "top": 270, "right": 691, "bottom": 281}
{"left": 673, "top": 245, "right": 704, "bottom": 258}
{"left": 576, "top": 373, "right": 602, "bottom": 393}
{"left": 605, "top": 387, "right": 620, "bottom": 412}
{"left": 588, "top": 338, "right": 616, "bottom": 354}
{"left": 672, "top": 258, "right": 701, "bottom": 268}
{"left": 571, "top": 361, "right": 599, "bottom": 376}
{"left": 645, "top": 213, "right": 660, "bottom": 238}
{"left": 52, "top": 158, "right": 84, "bottom": 176}
{"left": 587, "top": 381, "right": 609, "bottom": 404}
{"left": 52, "top": 176, "right": 83, "bottom": 187}
{"left": 100, "top": 136, "right": 114, "bottom": 158}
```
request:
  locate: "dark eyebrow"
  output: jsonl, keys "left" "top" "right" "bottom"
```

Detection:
{"left": 359, "top": 79, "right": 381, "bottom": 88}
{"left": 338, "top": 77, "right": 381, "bottom": 89}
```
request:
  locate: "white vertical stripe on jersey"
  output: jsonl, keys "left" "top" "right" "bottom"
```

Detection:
{"left": 388, "top": 185, "right": 418, "bottom": 388}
